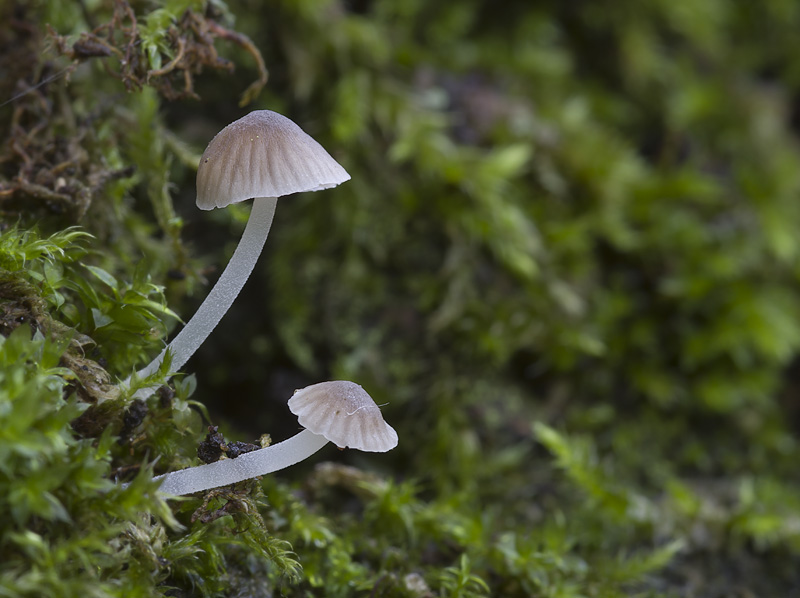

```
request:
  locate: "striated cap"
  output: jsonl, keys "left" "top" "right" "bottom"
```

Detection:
{"left": 288, "top": 381, "right": 398, "bottom": 452}
{"left": 196, "top": 110, "right": 351, "bottom": 210}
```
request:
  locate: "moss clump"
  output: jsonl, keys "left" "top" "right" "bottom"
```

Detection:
{"left": 3, "top": 0, "right": 800, "bottom": 596}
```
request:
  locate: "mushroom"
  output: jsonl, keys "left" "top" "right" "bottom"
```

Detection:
{"left": 153, "top": 381, "right": 397, "bottom": 496}
{"left": 126, "top": 111, "right": 350, "bottom": 391}
{"left": 287, "top": 380, "right": 398, "bottom": 452}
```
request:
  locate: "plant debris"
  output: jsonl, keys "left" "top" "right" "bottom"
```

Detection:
{"left": 197, "top": 425, "right": 262, "bottom": 464}
{"left": 48, "top": 1, "right": 267, "bottom": 105}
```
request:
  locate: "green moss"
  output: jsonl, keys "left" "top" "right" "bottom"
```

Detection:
{"left": 3, "top": 0, "right": 800, "bottom": 596}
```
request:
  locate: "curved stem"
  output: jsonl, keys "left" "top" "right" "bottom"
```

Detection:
{"left": 124, "top": 196, "right": 278, "bottom": 393}
{"left": 154, "top": 429, "right": 329, "bottom": 496}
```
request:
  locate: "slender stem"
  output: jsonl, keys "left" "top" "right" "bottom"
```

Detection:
{"left": 123, "top": 196, "right": 278, "bottom": 393}
{"left": 154, "top": 429, "right": 329, "bottom": 496}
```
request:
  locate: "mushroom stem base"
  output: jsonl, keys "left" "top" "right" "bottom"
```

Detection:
{"left": 155, "top": 429, "right": 329, "bottom": 496}
{"left": 123, "top": 196, "right": 278, "bottom": 397}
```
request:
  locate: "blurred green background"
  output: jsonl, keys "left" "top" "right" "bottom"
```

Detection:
{"left": 2, "top": 0, "right": 800, "bottom": 596}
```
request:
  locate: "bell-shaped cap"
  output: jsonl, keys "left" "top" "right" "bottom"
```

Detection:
{"left": 288, "top": 381, "right": 398, "bottom": 452}
{"left": 196, "top": 110, "right": 351, "bottom": 210}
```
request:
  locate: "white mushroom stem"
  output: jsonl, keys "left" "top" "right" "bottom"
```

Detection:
{"left": 124, "top": 196, "right": 277, "bottom": 395}
{"left": 155, "top": 429, "right": 329, "bottom": 496}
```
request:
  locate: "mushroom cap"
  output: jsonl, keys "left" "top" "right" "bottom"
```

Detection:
{"left": 287, "top": 381, "right": 398, "bottom": 452}
{"left": 196, "top": 110, "right": 351, "bottom": 210}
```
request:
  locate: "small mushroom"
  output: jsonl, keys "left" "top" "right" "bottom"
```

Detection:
{"left": 126, "top": 111, "right": 350, "bottom": 391}
{"left": 153, "top": 381, "right": 397, "bottom": 496}
{"left": 288, "top": 380, "right": 398, "bottom": 452}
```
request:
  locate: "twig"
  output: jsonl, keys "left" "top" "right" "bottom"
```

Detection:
{"left": 206, "top": 20, "right": 268, "bottom": 106}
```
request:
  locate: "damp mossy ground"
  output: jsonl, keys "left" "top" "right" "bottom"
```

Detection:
{"left": 2, "top": 1, "right": 800, "bottom": 596}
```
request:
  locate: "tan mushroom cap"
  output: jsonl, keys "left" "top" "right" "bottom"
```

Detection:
{"left": 287, "top": 381, "right": 398, "bottom": 452}
{"left": 196, "top": 110, "right": 351, "bottom": 210}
